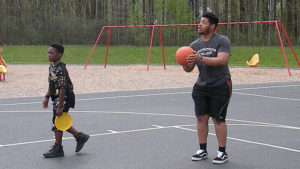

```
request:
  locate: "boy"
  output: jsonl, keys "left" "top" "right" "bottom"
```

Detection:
{"left": 42, "top": 44, "right": 89, "bottom": 158}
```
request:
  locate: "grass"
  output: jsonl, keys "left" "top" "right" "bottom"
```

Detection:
{"left": 1, "top": 45, "right": 300, "bottom": 68}
{"left": 231, "top": 46, "right": 300, "bottom": 68}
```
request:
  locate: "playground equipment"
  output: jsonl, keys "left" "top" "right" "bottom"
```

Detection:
{"left": 0, "top": 48, "right": 7, "bottom": 81}
{"left": 246, "top": 54, "right": 260, "bottom": 67}
{"left": 85, "top": 21, "right": 298, "bottom": 76}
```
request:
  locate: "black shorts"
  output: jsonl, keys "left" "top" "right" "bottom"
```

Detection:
{"left": 192, "top": 79, "right": 232, "bottom": 122}
{"left": 51, "top": 97, "right": 70, "bottom": 131}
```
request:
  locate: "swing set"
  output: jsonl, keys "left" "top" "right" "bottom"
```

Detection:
{"left": 84, "top": 20, "right": 299, "bottom": 76}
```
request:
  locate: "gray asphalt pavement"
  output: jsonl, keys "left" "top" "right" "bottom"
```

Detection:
{"left": 0, "top": 81, "right": 300, "bottom": 169}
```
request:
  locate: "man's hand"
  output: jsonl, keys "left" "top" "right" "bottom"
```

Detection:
{"left": 182, "top": 63, "right": 195, "bottom": 72}
{"left": 187, "top": 52, "right": 201, "bottom": 65}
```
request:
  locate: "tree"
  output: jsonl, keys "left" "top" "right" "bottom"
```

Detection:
{"left": 0, "top": 0, "right": 299, "bottom": 45}
{"left": 202, "top": 0, "right": 207, "bottom": 14}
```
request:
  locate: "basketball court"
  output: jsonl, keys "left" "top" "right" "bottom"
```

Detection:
{"left": 0, "top": 81, "right": 299, "bottom": 169}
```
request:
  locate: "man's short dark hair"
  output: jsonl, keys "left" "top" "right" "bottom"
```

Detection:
{"left": 50, "top": 43, "right": 64, "bottom": 55}
{"left": 202, "top": 12, "right": 219, "bottom": 28}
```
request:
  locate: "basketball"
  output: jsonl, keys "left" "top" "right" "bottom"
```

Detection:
{"left": 175, "top": 46, "right": 195, "bottom": 66}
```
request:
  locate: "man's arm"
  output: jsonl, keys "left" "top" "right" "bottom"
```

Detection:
{"left": 187, "top": 52, "right": 230, "bottom": 67}
{"left": 187, "top": 36, "right": 231, "bottom": 66}
{"left": 201, "top": 52, "right": 230, "bottom": 66}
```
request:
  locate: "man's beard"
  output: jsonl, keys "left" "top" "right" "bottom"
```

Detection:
{"left": 198, "top": 29, "right": 210, "bottom": 36}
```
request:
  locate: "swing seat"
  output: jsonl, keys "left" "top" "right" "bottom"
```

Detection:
{"left": 0, "top": 65, "right": 7, "bottom": 73}
{"left": 246, "top": 54, "right": 259, "bottom": 67}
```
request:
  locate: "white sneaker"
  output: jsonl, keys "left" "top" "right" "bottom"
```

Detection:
{"left": 212, "top": 151, "right": 228, "bottom": 164}
{"left": 191, "top": 149, "right": 208, "bottom": 161}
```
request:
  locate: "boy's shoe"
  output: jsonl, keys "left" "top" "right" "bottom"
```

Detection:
{"left": 75, "top": 132, "right": 90, "bottom": 152}
{"left": 43, "top": 143, "right": 64, "bottom": 158}
{"left": 191, "top": 149, "right": 208, "bottom": 161}
{"left": 212, "top": 151, "right": 228, "bottom": 164}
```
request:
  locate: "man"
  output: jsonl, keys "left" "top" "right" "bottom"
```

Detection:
{"left": 183, "top": 13, "right": 232, "bottom": 164}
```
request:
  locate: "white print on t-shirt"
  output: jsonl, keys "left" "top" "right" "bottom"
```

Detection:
{"left": 198, "top": 48, "right": 217, "bottom": 56}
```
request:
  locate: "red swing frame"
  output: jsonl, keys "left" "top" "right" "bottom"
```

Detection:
{"left": 84, "top": 21, "right": 299, "bottom": 76}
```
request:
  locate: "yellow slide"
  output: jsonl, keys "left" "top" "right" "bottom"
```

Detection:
{"left": 246, "top": 54, "right": 259, "bottom": 67}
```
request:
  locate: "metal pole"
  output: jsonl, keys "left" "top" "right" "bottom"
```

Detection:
{"left": 159, "top": 27, "right": 166, "bottom": 70}
{"left": 84, "top": 26, "right": 106, "bottom": 69}
{"left": 147, "top": 26, "right": 155, "bottom": 71}
{"left": 104, "top": 28, "right": 112, "bottom": 69}
{"left": 275, "top": 21, "right": 291, "bottom": 77}
{"left": 278, "top": 21, "right": 300, "bottom": 67}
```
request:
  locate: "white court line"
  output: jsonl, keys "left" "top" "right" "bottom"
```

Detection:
{"left": 0, "top": 138, "right": 56, "bottom": 147}
{"left": 226, "top": 123, "right": 300, "bottom": 130}
{"left": 1, "top": 120, "right": 299, "bottom": 152}
{"left": 0, "top": 92, "right": 190, "bottom": 107}
{"left": 1, "top": 84, "right": 300, "bottom": 107}
{"left": 107, "top": 130, "right": 118, "bottom": 133}
{"left": 0, "top": 124, "right": 194, "bottom": 148}
{"left": 0, "top": 136, "right": 87, "bottom": 148}
{"left": 0, "top": 110, "right": 48, "bottom": 113}
{"left": 0, "top": 109, "right": 299, "bottom": 130}
{"left": 227, "top": 118, "right": 300, "bottom": 130}
{"left": 0, "top": 101, "right": 41, "bottom": 107}
{"left": 0, "top": 110, "right": 195, "bottom": 118}
{"left": 84, "top": 110, "right": 195, "bottom": 118}
{"left": 152, "top": 125, "right": 164, "bottom": 128}
{"left": 174, "top": 126, "right": 300, "bottom": 153}
{"left": 233, "top": 84, "right": 300, "bottom": 91}
{"left": 77, "top": 92, "right": 190, "bottom": 102}
{"left": 233, "top": 91, "right": 300, "bottom": 101}
{"left": 78, "top": 110, "right": 300, "bottom": 130}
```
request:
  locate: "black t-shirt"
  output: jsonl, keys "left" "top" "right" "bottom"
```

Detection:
{"left": 189, "top": 33, "right": 231, "bottom": 87}
{"left": 48, "top": 62, "right": 75, "bottom": 107}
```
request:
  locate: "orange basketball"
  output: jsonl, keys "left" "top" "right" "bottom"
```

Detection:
{"left": 175, "top": 46, "right": 195, "bottom": 66}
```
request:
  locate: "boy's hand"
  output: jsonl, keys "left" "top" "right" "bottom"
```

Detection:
{"left": 42, "top": 98, "right": 49, "bottom": 109}
{"left": 56, "top": 107, "right": 63, "bottom": 116}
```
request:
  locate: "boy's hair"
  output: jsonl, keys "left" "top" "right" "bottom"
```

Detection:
{"left": 202, "top": 12, "right": 219, "bottom": 28}
{"left": 50, "top": 44, "right": 64, "bottom": 55}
